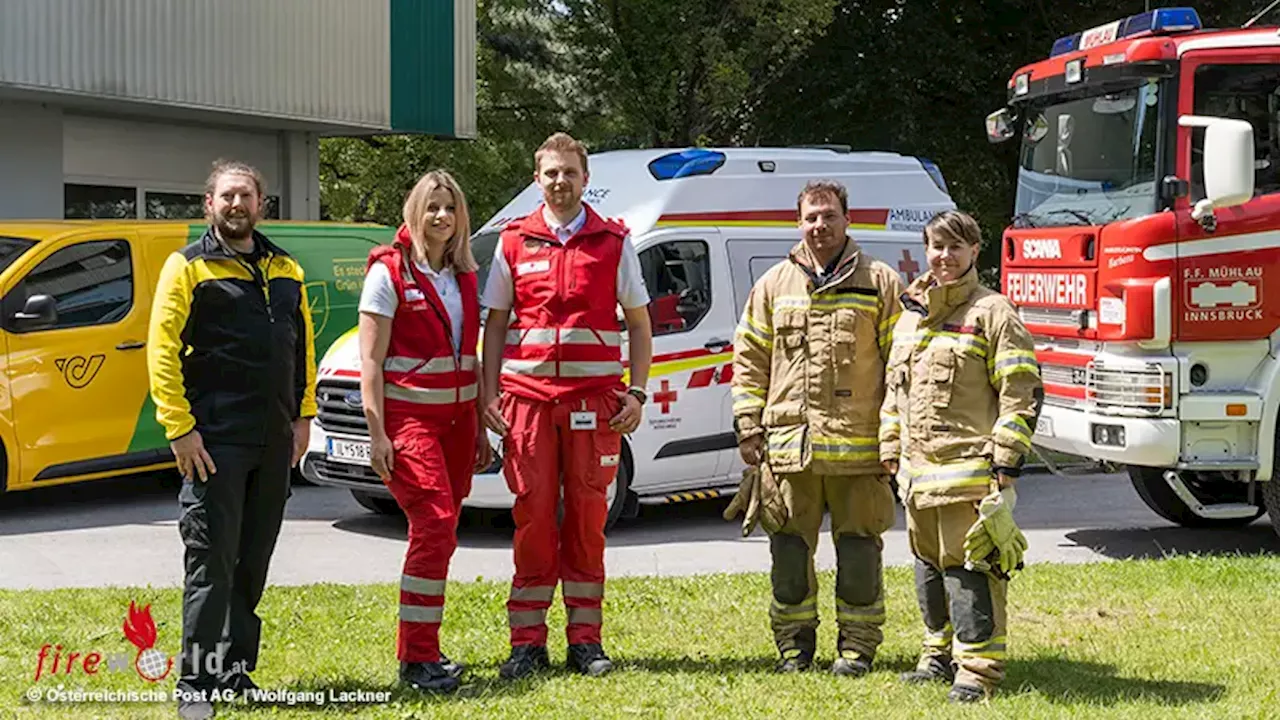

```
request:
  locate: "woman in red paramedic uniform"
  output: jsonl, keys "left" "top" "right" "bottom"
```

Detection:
{"left": 358, "top": 169, "right": 491, "bottom": 694}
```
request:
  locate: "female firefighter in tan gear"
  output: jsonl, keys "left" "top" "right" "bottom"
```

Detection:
{"left": 879, "top": 210, "right": 1042, "bottom": 703}
{"left": 727, "top": 180, "right": 903, "bottom": 676}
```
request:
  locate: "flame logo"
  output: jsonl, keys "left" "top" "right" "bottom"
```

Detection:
{"left": 122, "top": 601, "right": 172, "bottom": 682}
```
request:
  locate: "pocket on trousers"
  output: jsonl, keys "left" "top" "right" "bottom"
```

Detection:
{"left": 177, "top": 495, "right": 210, "bottom": 551}
{"left": 591, "top": 429, "right": 623, "bottom": 491}
{"left": 503, "top": 430, "right": 536, "bottom": 497}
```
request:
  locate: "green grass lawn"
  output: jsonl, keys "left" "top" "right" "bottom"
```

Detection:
{"left": 2, "top": 556, "right": 1277, "bottom": 718}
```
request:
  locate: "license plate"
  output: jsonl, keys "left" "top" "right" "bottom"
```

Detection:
{"left": 327, "top": 437, "right": 371, "bottom": 465}
{"left": 1035, "top": 416, "right": 1054, "bottom": 437}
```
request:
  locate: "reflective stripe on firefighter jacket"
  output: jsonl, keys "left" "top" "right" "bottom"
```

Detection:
{"left": 367, "top": 227, "right": 481, "bottom": 420}
{"left": 498, "top": 204, "right": 627, "bottom": 403}
{"left": 732, "top": 237, "right": 905, "bottom": 475}
{"left": 879, "top": 267, "right": 1043, "bottom": 508}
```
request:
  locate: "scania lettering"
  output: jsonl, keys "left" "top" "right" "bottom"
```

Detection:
{"left": 301, "top": 147, "right": 955, "bottom": 528}
{"left": 985, "top": 6, "right": 1280, "bottom": 535}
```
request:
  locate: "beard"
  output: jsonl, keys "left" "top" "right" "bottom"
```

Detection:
{"left": 214, "top": 207, "right": 256, "bottom": 240}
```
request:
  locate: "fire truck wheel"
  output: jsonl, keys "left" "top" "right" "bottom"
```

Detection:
{"left": 351, "top": 489, "right": 403, "bottom": 516}
{"left": 1263, "top": 478, "right": 1280, "bottom": 540}
{"left": 1127, "top": 466, "right": 1263, "bottom": 528}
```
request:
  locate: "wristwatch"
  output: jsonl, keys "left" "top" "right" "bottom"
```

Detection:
{"left": 626, "top": 386, "right": 648, "bottom": 404}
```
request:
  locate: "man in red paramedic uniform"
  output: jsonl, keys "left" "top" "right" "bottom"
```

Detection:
{"left": 481, "top": 132, "right": 653, "bottom": 679}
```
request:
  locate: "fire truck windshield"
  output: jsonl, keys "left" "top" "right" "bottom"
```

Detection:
{"left": 1014, "top": 81, "right": 1160, "bottom": 228}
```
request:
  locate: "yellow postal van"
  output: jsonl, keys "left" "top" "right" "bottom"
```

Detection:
{"left": 0, "top": 220, "right": 394, "bottom": 495}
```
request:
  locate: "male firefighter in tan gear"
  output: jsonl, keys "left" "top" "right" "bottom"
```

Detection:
{"left": 880, "top": 210, "right": 1042, "bottom": 703}
{"left": 727, "top": 179, "right": 904, "bottom": 675}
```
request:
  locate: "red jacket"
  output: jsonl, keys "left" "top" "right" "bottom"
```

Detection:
{"left": 368, "top": 227, "right": 480, "bottom": 421}
{"left": 499, "top": 204, "right": 626, "bottom": 402}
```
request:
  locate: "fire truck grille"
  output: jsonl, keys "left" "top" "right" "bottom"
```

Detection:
{"left": 1019, "top": 307, "right": 1087, "bottom": 329}
{"left": 316, "top": 378, "right": 369, "bottom": 435}
{"left": 1087, "top": 362, "right": 1172, "bottom": 412}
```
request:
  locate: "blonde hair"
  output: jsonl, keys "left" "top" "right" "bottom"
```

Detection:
{"left": 923, "top": 209, "right": 983, "bottom": 248}
{"left": 535, "top": 132, "right": 589, "bottom": 174}
{"left": 402, "top": 169, "right": 478, "bottom": 273}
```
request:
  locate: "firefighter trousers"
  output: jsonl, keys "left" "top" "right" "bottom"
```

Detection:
{"left": 766, "top": 470, "right": 896, "bottom": 660}
{"left": 383, "top": 411, "right": 477, "bottom": 664}
{"left": 177, "top": 437, "right": 292, "bottom": 693}
{"left": 907, "top": 499, "right": 1008, "bottom": 692}
{"left": 500, "top": 391, "right": 622, "bottom": 647}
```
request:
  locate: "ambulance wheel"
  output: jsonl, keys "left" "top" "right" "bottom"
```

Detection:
{"left": 1127, "top": 466, "right": 1263, "bottom": 528}
{"left": 1263, "top": 479, "right": 1280, "bottom": 540}
{"left": 604, "top": 449, "right": 633, "bottom": 534}
{"left": 351, "top": 490, "right": 402, "bottom": 516}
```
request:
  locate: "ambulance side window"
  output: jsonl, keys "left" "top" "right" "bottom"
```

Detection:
{"left": 2, "top": 239, "right": 134, "bottom": 333}
{"left": 1189, "top": 63, "right": 1280, "bottom": 202}
{"left": 639, "top": 240, "right": 711, "bottom": 336}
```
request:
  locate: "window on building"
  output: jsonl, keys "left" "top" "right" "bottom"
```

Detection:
{"left": 1191, "top": 63, "right": 1280, "bottom": 201}
{"left": 145, "top": 191, "right": 204, "bottom": 219}
{"left": 638, "top": 240, "right": 712, "bottom": 336}
{"left": 64, "top": 184, "right": 137, "bottom": 219}
{"left": 3, "top": 240, "right": 133, "bottom": 332}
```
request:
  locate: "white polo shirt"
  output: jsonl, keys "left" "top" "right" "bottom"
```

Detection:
{"left": 360, "top": 259, "right": 465, "bottom": 353}
{"left": 480, "top": 205, "right": 651, "bottom": 311}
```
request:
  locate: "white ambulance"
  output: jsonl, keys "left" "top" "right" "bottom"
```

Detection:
{"left": 299, "top": 146, "right": 956, "bottom": 528}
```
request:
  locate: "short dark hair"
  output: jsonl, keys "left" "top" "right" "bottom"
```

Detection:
{"left": 797, "top": 180, "right": 848, "bottom": 216}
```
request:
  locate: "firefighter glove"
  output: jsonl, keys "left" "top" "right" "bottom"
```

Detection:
{"left": 723, "top": 465, "right": 763, "bottom": 536}
{"left": 963, "top": 487, "right": 1026, "bottom": 577}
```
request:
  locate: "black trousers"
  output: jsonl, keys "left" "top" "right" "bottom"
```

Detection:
{"left": 176, "top": 438, "right": 291, "bottom": 692}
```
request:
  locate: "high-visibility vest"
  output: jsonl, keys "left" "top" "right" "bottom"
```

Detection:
{"left": 499, "top": 204, "right": 626, "bottom": 402}
{"left": 367, "top": 226, "right": 480, "bottom": 421}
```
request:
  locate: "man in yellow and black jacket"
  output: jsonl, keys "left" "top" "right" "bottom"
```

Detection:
{"left": 147, "top": 161, "right": 316, "bottom": 719}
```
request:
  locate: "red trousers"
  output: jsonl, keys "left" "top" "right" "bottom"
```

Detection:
{"left": 383, "top": 408, "right": 476, "bottom": 663}
{"left": 501, "top": 391, "right": 622, "bottom": 647}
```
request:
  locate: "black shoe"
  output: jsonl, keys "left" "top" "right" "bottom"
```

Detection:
{"left": 177, "top": 700, "right": 215, "bottom": 720}
{"left": 219, "top": 672, "right": 258, "bottom": 695}
{"left": 566, "top": 643, "right": 614, "bottom": 677}
{"left": 775, "top": 647, "right": 814, "bottom": 673}
{"left": 399, "top": 662, "right": 460, "bottom": 694}
{"left": 947, "top": 683, "right": 987, "bottom": 703}
{"left": 900, "top": 656, "right": 955, "bottom": 685}
{"left": 499, "top": 645, "right": 550, "bottom": 680}
{"left": 439, "top": 652, "right": 465, "bottom": 679}
{"left": 831, "top": 651, "right": 872, "bottom": 677}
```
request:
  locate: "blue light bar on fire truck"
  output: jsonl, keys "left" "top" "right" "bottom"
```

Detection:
{"left": 1049, "top": 7, "right": 1202, "bottom": 57}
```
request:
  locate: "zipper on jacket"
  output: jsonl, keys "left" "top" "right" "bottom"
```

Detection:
{"left": 238, "top": 254, "right": 273, "bottom": 323}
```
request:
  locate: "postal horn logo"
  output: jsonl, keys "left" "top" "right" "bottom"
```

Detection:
{"left": 123, "top": 601, "right": 173, "bottom": 683}
{"left": 54, "top": 354, "right": 105, "bottom": 389}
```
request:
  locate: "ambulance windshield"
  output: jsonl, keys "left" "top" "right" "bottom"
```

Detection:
{"left": 1013, "top": 81, "right": 1160, "bottom": 227}
{"left": 472, "top": 230, "right": 500, "bottom": 296}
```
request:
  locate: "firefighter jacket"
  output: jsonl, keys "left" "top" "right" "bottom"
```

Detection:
{"left": 367, "top": 226, "right": 481, "bottom": 422}
{"left": 148, "top": 227, "right": 318, "bottom": 445}
{"left": 732, "top": 237, "right": 905, "bottom": 475}
{"left": 879, "top": 266, "right": 1043, "bottom": 509}
{"left": 498, "top": 204, "right": 627, "bottom": 403}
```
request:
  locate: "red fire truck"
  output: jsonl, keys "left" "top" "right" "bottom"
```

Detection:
{"left": 985, "top": 6, "right": 1280, "bottom": 535}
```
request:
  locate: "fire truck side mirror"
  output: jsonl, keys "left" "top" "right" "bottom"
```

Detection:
{"left": 985, "top": 108, "right": 1017, "bottom": 144}
{"left": 1179, "top": 115, "right": 1255, "bottom": 228}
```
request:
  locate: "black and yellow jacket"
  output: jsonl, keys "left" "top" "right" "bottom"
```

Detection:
{"left": 147, "top": 227, "right": 318, "bottom": 445}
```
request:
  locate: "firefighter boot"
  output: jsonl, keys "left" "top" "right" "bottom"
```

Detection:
{"left": 567, "top": 643, "right": 614, "bottom": 677}
{"left": 831, "top": 650, "right": 873, "bottom": 677}
{"left": 774, "top": 627, "right": 816, "bottom": 673}
{"left": 948, "top": 683, "right": 987, "bottom": 704}
{"left": 900, "top": 655, "right": 955, "bottom": 685}
{"left": 439, "top": 652, "right": 465, "bottom": 679}
{"left": 499, "top": 645, "right": 550, "bottom": 680}
{"left": 400, "top": 662, "right": 460, "bottom": 694}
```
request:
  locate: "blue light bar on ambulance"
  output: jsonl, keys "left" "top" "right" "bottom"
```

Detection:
{"left": 1049, "top": 7, "right": 1202, "bottom": 57}
{"left": 647, "top": 149, "right": 727, "bottom": 181}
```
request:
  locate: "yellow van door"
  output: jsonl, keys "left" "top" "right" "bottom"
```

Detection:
{"left": 1, "top": 230, "right": 162, "bottom": 489}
